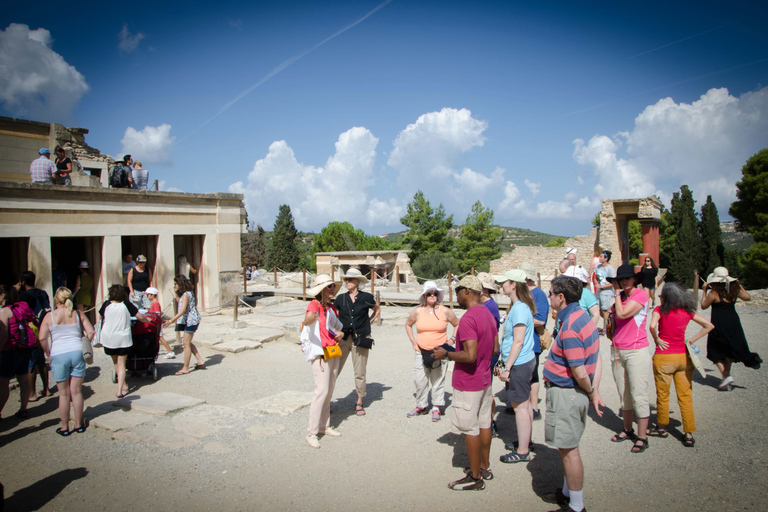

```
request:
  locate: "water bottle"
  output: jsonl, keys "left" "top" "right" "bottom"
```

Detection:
{"left": 688, "top": 340, "right": 700, "bottom": 355}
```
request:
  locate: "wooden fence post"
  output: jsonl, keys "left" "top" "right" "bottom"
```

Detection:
{"left": 273, "top": 266, "right": 278, "bottom": 288}
{"left": 370, "top": 270, "right": 375, "bottom": 296}
{"left": 243, "top": 267, "right": 247, "bottom": 294}
{"left": 448, "top": 271, "right": 453, "bottom": 308}
{"left": 302, "top": 269, "right": 307, "bottom": 301}
{"left": 471, "top": 267, "right": 475, "bottom": 276}
{"left": 395, "top": 265, "right": 400, "bottom": 293}
{"left": 234, "top": 295, "right": 239, "bottom": 326}
{"left": 693, "top": 270, "right": 699, "bottom": 298}
{"left": 376, "top": 291, "right": 382, "bottom": 326}
{"left": 537, "top": 272, "right": 541, "bottom": 289}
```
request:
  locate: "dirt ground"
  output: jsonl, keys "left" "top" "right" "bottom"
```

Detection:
{"left": 1, "top": 300, "right": 767, "bottom": 511}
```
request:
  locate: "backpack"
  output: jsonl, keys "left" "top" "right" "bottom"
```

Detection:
{"left": 8, "top": 303, "right": 37, "bottom": 350}
{"left": 109, "top": 164, "right": 128, "bottom": 188}
{"left": 26, "top": 288, "right": 51, "bottom": 326}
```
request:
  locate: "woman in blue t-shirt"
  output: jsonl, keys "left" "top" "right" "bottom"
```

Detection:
{"left": 495, "top": 269, "right": 537, "bottom": 463}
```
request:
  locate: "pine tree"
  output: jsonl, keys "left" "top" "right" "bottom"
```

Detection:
{"left": 699, "top": 195, "right": 723, "bottom": 275}
{"left": 269, "top": 205, "right": 299, "bottom": 271}
{"left": 456, "top": 201, "right": 502, "bottom": 272}
{"left": 667, "top": 185, "right": 701, "bottom": 287}
{"left": 399, "top": 191, "right": 454, "bottom": 263}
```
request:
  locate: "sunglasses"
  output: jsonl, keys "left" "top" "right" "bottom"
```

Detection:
{"left": 344, "top": 278, "right": 357, "bottom": 283}
{"left": 424, "top": 291, "right": 439, "bottom": 297}
{"left": 325, "top": 284, "right": 335, "bottom": 290}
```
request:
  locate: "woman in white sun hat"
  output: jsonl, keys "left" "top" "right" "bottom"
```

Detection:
{"left": 304, "top": 274, "right": 344, "bottom": 449}
{"left": 404, "top": 281, "right": 459, "bottom": 421}
{"left": 701, "top": 266, "right": 761, "bottom": 390}
{"left": 334, "top": 267, "right": 380, "bottom": 417}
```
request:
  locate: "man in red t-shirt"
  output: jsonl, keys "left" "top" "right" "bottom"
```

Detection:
{"left": 434, "top": 275, "right": 498, "bottom": 491}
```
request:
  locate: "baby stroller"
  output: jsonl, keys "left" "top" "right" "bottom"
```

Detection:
{"left": 112, "top": 311, "right": 162, "bottom": 382}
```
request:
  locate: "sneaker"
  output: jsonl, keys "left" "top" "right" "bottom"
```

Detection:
{"left": 448, "top": 474, "right": 485, "bottom": 491}
{"left": 407, "top": 407, "right": 428, "bottom": 417}
{"left": 305, "top": 434, "right": 321, "bottom": 449}
{"left": 431, "top": 407, "right": 441, "bottom": 422}
{"left": 533, "top": 409, "right": 541, "bottom": 421}
{"left": 164, "top": 352, "right": 176, "bottom": 359}
{"left": 321, "top": 427, "right": 341, "bottom": 437}
{"left": 464, "top": 466, "right": 494, "bottom": 480}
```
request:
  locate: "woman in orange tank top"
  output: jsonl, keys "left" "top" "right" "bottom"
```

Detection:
{"left": 405, "top": 281, "right": 459, "bottom": 421}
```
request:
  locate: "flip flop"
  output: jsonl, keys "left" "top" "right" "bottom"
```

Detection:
{"left": 175, "top": 370, "right": 191, "bottom": 375}
{"left": 116, "top": 393, "right": 125, "bottom": 399}
{"left": 195, "top": 364, "right": 206, "bottom": 370}
{"left": 14, "top": 410, "right": 29, "bottom": 419}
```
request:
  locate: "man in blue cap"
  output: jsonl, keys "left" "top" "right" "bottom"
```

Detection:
{"left": 30, "top": 148, "right": 57, "bottom": 183}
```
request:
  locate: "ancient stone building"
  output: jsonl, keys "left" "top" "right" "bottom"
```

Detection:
{"left": 315, "top": 250, "right": 414, "bottom": 284}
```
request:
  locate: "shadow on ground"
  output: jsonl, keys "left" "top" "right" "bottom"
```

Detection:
{"left": 331, "top": 382, "right": 392, "bottom": 426}
{"left": 4, "top": 467, "right": 88, "bottom": 511}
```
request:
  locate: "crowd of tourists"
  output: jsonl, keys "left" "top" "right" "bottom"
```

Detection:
{"left": 298, "top": 256, "right": 760, "bottom": 511}
{"left": 29, "top": 147, "right": 152, "bottom": 190}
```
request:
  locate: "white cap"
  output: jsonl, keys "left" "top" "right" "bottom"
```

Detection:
{"left": 143, "top": 287, "right": 159, "bottom": 295}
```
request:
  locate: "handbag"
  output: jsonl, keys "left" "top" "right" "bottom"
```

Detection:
{"left": 420, "top": 343, "right": 454, "bottom": 369}
{"left": 323, "top": 344, "right": 342, "bottom": 360}
{"left": 535, "top": 324, "right": 553, "bottom": 351}
{"left": 685, "top": 341, "right": 705, "bottom": 377}
{"left": 77, "top": 311, "right": 94, "bottom": 365}
{"left": 300, "top": 321, "right": 324, "bottom": 362}
{"left": 345, "top": 294, "right": 374, "bottom": 349}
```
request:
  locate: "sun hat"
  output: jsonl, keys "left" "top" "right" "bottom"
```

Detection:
{"left": 307, "top": 274, "right": 341, "bottom": 297}
{"left": 563, "top": 265, "right": 589, "bottom": 284}
{"left": 342, "top": 267, "right": 368, "bottom": 284}
{"left": 476, "top": 272, "right": 496, "bottom": 292}
{"left": 455, "top": 275, "right": 483, "bottom": 293}
{"left": 419, "top": 281, "right": 445, "bottom": 305}
{"left": 565, "top": 248, "right": 577, "bottom": 257}
{"left": 136, "top": 255, "right": 147, "bottom": 262}
{"left": 39, "top": 148, "right": 51, "bottom": 155}
{"left": 78, "top": 261, "right": 89, "bottom": 269}
{"left": 607, "top": 264, "right": 644, "bottom": 284}
{"left": 494, "top": 269, "right": 527, "bottom": 284}
{"left": 706, "top": 266, "right": 737, "bottom": 284}
{"left": 519, "top": 262, "right": 537, "bottom": 282}
{"left": 144, "top": 287, "right": 159, "bottom": 295}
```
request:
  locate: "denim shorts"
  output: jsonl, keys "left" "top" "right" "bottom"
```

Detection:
{"left": 51, "top": 351, "right": 86, "bottom": 382}
{"left": 0, "top": 350, "right": 32, "bottom": 379}
{"left": 28, "top": 346, "right": 46, "bottom": 370}
{"left": 175, "top": 323, "right": 199, "bottom": 333}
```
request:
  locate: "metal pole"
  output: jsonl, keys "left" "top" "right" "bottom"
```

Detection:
{"left": 395, "top": 265, "right": 400, "bottom": 293}
{"left": 448, "top": 271, "right": 453, "bottom": 308}
{"left": 302, "top": 269, "right": 307, "bottom": 301}
{"left": 376, "top": 291, "right": 382, "bottom": 326}
{"left": 274, "top": 266, "right": 278, "bottom": 288}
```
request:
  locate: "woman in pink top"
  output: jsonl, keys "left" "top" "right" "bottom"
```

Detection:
{"left": 404, "top": 281, "right": 458, "bottom": 421}
{"left": 607, "top": 264, "right": 651, "bottom": 453}
{"left": 649, "top": 283, "right": 713, "bottom": 447}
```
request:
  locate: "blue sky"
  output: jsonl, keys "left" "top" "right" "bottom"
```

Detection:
{"left": 2, "top": 0, "right": 767, "bottom": 235}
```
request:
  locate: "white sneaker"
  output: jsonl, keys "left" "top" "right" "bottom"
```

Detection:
{"left": 164, "top": 353, "right": 176, "bottom": 359}
{"left": 321, "top": 427, "right": 341, "bottom": 437}
{"left": 306, "top": 434, "right": 321, "bottom": 449}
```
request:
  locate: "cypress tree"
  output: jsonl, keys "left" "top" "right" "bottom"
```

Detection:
{"left": 668, "top": 185, "right": 701, "bottom": 287}
{"left": 699, "top": 195, "right": 724, "bottom": 275}
{"left": 269, "top": 205, "right": 299, "bottom": 271}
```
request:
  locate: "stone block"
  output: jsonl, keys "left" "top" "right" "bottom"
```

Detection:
{"left": 113, "top": 392, "right": 205, "bottom": 415}
{"left": 90, "top": 409, "right": 156, "bottom": 431}
{"left": 241, "top": 390, "right": 314, "bottom": 415}
{"left": 212, "top": 339, "right": 263, "bottom": 353}
{"left": 233, "top": 320, "right": 248, "bottom": 329}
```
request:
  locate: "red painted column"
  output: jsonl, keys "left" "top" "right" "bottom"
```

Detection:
{"left": 640, "top": 221, "right": 660, "bottom": 264}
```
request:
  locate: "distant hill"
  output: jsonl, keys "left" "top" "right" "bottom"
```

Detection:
{"left": 721, "top": 221, "right": 753, "bottom": 252}
{"left": 377, "top": 226, "right": 563, "bottom": 251}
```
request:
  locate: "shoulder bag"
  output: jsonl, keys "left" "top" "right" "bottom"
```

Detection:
{"left": 78, "top": 311, "right": 94, "bottom": 364}
{"left": 535, "top": 324, "right": 553, "bottom": 351}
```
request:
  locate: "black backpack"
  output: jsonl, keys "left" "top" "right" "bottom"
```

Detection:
{"left": 109, "top": 164, "right": 129, "bottom": 188}
{"left": 27, "top": 288, "right": 51, "bottom": 326}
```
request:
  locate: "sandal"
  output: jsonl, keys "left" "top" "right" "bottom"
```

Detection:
{"left": 499, "top": 450, "right": 532, "bottom": 463}
{"left": 647, "top": 424, "right": 669, "bottom": 438}
{"left": 14, "top": 410, "right": 29, "bottom": 419}
{"left": 610, "top": 428, "right": 636, "bottom": 442}
{"left": 355, "top": 404, "right": 366, "bottom": 416}
{"left": 682, "top": 433, "right": 695, "bottom": 447}
{"left": 630, "top": 437, "right": 649, "bottom": 453}
{"left": 55, "top": 427, "right": 71, "bottom": 437}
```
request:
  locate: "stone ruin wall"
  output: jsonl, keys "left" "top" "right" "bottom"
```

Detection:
{"left": 490, "top": 228, "right": 599, "bottom": 286}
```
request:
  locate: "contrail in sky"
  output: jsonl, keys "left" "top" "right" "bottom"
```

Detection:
{"left": 176, "top": 0, "right": 392, "bottom": 145}
{"left": 628, "top": 25, "right": 726, "bottom": 59}
{"left": 557, "top": 58, "right": 768, "bottom": 119}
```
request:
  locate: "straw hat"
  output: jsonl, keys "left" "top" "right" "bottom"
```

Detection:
{"left": 78, "top": 261, "right": 89, "bottom": 269}
{"left": 476, "top": 272, "right": 496, "bottom": 292}
{"left": 519, "top": 262, "right": 536, "bottom": 282}
{"left": 341, "top": 267, "right": 368, "bottom": 284}
{"left": 419, "top": 281, "right": 445, "bottom": 306}
{"left": 706, "top": 266, "right": 737, "bottom": 284}
{"left": 307, "top": 274, "right": 342, "bottom": 297}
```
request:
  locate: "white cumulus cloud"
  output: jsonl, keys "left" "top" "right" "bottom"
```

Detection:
{"left": 0, "top": 23, "right": 89, "bottom": 122}
{"left": 524, "top": 179, "right": 541, "bottom": 197}
{"left": 118, "top": 24, "right": 145, "bottom": 53}
{"left": 574, "top": 86, "right": 768, "bottom": 212}
{"left": 120, "top": 124, "right": 175, "bottom": 165}
{"left": 453, "top": 166, "right": 505, "bottom": 194}
{"left": 230, "top": 127, "right": 396, "bottom": 230}
{"left": 388, "top": 108, "right": 487, "bottom": 197}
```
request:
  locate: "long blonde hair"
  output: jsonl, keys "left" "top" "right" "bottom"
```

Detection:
{"left": 55, "top": 287, "right": 75, "bottom": 317}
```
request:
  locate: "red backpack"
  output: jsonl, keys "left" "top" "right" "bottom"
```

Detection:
{"left": 8, "top": 302, "right": 37, "bottom": 350}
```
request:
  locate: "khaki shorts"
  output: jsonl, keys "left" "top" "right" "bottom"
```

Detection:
{"left": 451, "top": 387, "right": 493, "bottom": 436}
{"left": 544, "top": 385, "right": 589, "bottom": 449}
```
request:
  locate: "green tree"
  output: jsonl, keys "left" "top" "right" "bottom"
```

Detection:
{"left": 628, "top": 220, "right": 642, "bottom": 265}
{"left": 544, "top": 236, "right": 566, "bottom": 247}
{"left": 269, "top": 204, "right": 300, "bottom": 271}
{"left": 699, "top": 195, "right": 724, "bottom": 275}
{"left": 399, "top": 191, "right": 454, "bottom": 262}
{"left": 412, "top": 252, "right": 458, "bottom": 280}
{"left": 241, "top": 224, "right": 267, "bottom": 267}
{"left": 667, "top": 185, "right": 702, "bottom": 287}
{"left": 658, "top": 207, "right": 673, "bottom": 269}
{"left": 455, "top": 201, "right": 502, "bottom": 273}
{"left": 313, "top": 221, "right": 388, "bottom": 253}
{"left": 729, "top": 148, "right": 768, "bottom": 288}
{"left": 591, "top": 211, "right": 601, "bottom": 228}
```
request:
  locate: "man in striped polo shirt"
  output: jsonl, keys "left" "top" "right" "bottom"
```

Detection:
{"left": 542, "top": 275, "right": 604, "bottom": 512}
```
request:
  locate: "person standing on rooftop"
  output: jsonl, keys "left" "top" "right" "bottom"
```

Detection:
{"left": 30, "top": 148, "right": 56, "bottom": 183}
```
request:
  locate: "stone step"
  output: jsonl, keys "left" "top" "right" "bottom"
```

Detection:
{"left": 113, "top": 391, "right": 205, "bottom": 415}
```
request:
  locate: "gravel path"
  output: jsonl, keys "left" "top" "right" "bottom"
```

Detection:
{"left": 1, "top": 300, "right": 767, "bottom": 511}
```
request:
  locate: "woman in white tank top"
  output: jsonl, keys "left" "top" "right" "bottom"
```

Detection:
{"left": 38, "top": 287, "right": 95, "bottom": 436}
